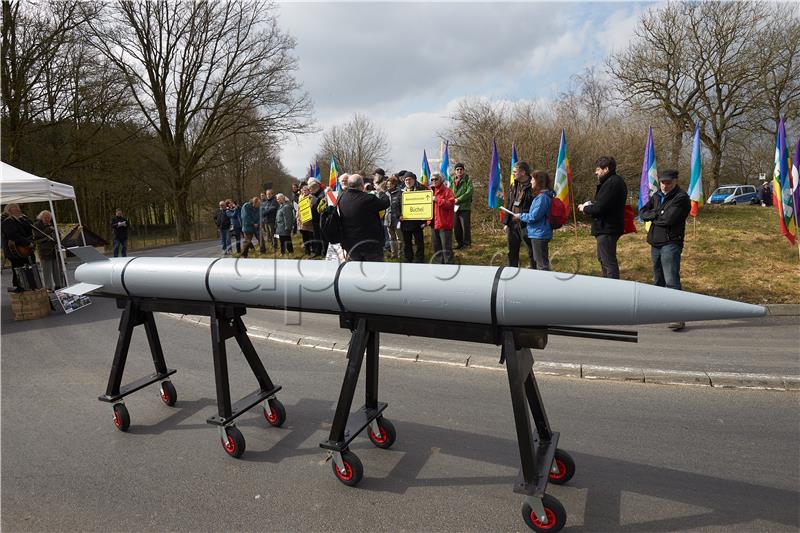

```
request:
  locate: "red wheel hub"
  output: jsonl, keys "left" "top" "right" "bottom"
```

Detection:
{"left": 161, "top": 388, "right": 169, "bottom": 403}
{"left": 550, "top": 458, "right": 566, "bottom": 480}
{"left": 335, "top": 461, "right": 353, "bottom": 481}
{"left": 265, "top": 408, "right": 278, "bottom": 423}
{"left": 113, "top": 411, "right": 121, "bottom": 428}
{"left": 222, "top": 436, "right": 236, "bottom": 454}
{"left": 370, "top": 426, "right": 387, "bottom": 445}
{"left": 530, "top": 507, "right": 557, "bottom": 530}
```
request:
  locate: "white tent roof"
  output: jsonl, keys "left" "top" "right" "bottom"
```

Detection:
{"left": 0, "top": 162, "right": 76, "bottom": 204}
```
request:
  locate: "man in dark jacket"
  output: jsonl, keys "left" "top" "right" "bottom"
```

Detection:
{"left": 579, "top": 156, "right": 628, "bottom": 279}
{"left": 383, "top": 176, "right": 403, "bottom": 259}
{"left": 111, "top": 208, "right": 130, "bottom": 257}
{"left": 639, "top": 169, "right": 691, "bottom": 330}
{"left": 399, "top": 172, "right": 428, "bottom": 263}
{"left": 1, "top": 203, "right": 35, "bottom": 291}
{"left": 337, "top": 174, "right": 390, "bottom": 262}
{"left": 308, "top": 178, "right": 326, "bottom": 257}
{"left": 452, "top": 162, "right": 473, "bottom": 248}
{"left": 213, "top": 200, "right": 231, "bottom": 254}
{"left": 259, "top": 189, "right": 279, "bottom": 253}
{"left": 504, "top": 162, "right": 536, "bottom": 269}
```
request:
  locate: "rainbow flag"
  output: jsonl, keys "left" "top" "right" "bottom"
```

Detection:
{"left": 553, "top": 130, "right": 572, "bottom": 218}
{"left": 488, "top": 139, "right": 503, "bottom": 209}
{"left": 329, "top": 155, "right": 339, "bottom": 190}
{"left": 420, "top": 149, "right": 431, "bottom": 186}
{"left": 688, "top": 123, "right": 704, "bottom": 216}
{"left": 509, "top": 143, "right": 518, "bottom": 186}
{"left": 439, "top": 141, "right": 450, "bottom": 186}
{"left": 773, "top": 118, "right": 796, "bottom": 245}
{"left": 638, "top": 126, "right": 658, "bottom": 214}
{"left": 792, "top": 135, "right": 800, "bottom": 231}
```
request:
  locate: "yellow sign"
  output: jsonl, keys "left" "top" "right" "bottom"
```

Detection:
{"left": 401, "top": 190, "right": 433, "bottom": 220}
{"left": 298, "top": 197, "right": 313, "bottom": 223}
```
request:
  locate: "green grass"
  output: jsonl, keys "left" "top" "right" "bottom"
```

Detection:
{"left": 233, "top": 205, "right": 800, "bottom": 304}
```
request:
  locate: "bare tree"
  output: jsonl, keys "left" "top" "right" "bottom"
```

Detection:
{"left": 86, "top": 0, "right": 313, "bottom": 241}
{"left": 317, "top": 113, "right": 389, "bottom": 176}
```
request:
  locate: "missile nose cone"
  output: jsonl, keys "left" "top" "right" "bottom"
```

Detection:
{"left": 633, "top": 283, "right": 767, "bottom": 324}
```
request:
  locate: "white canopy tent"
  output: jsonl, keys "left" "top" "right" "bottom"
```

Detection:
{"left": 0, "top": 162, "right": 87, "bottom": 284}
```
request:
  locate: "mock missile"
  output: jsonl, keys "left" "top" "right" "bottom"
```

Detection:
{"left": 69, "top": 248, "right": 765, "bottom": 326}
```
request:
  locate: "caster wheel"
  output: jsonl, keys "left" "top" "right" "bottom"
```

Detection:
{"left": 548, "top": 448, "right": 575, "bottom": 485}
{"left": 263, "top": 398, "right": 286, "bottom": 427}
{"left": 368, "top": 417, "right": 396, "bottom": 449}
{"left": 221, "top": 426, "right": 245, "bottom": 458}
{"left": 112, "top": 403, "right": 130, "bottom": 432}
{"left": 522, "top": 494, "right": 566, "bottom": 532}
{"left": 332, "top": 450, "right": 363, "bottom": 487}
{"left": 160, "top": 380, "right": 177, "bottom": 406}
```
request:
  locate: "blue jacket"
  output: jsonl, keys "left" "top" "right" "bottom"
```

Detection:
{"left": 519, "top": 191, "right": 553, "bottom": 240}
{"left": 240, "top": 202, "right": 261, "bottom": 233}
{"left": 225, "top": 207, "right": 242, "bottom": 229}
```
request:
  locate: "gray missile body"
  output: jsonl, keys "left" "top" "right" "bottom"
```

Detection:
{"left": 73, "top": 255, "right": 766, "bottom": 326}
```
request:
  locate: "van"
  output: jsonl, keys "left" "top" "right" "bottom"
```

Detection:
{"left": 708, "top": 185, "right": 759, "bottom": 205}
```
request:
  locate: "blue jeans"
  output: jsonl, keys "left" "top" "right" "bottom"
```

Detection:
{"left": 652, "top": 243, "right": 682, "bottom": 290}
{"left": 219, "top": 227, "right": 230, "bottom": 253}
{"left": 113, "top": 239, "right": 127, "bottom": 257}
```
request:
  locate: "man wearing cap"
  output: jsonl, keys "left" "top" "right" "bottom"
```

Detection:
{"left": 639, "top": 169, "right": 691, "bottom": 330}
{"left": 452, "top": 162, "right": 473, "bottom": 249}
{"left": 399, "top": 172, "right": 427, "bottom": 263}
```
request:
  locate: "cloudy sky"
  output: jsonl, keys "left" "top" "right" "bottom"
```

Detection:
{"left": 276, "top": 1, "right": 650, "bottom": 177}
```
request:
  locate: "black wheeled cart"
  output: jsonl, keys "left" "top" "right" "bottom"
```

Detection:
{"left": 99, "top": 297, "right": 286, "bottom": 458}
{"left": 321, "top": 310, "right": 636, "bottom": 532}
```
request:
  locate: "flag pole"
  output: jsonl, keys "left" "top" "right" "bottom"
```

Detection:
{"left": 569, "top": 182, "right": 578, "bottom": 236}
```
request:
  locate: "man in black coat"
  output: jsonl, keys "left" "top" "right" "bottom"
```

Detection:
{"left": 399, "top": 172, "right": 428, "bottom": 263}
{"left": 212, "top": 200, "right": 231, "bottom": 254}
{"left": 504, "top": 161, "right": 536, "bottom": 269}
{"left": 111, "top": 208, "right": 130, "bottom": 257}
{"left": 639, "top": 169, "right": 691, "bottom": 330}
{"left": 579, "top": 156, "right": 628, "bottom": 279}
{"left": 308, "top": 179, "right": 326, "bottom": 257}
{"left": 1, "top": 203, "right": 35, "bottom": 291}
{"left": 337, "top": 174, "right": 390, "bottom": 262}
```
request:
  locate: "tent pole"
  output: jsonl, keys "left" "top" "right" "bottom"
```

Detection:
{"left": 48, "top": 197, "right": 69, "bottom": 286}
{"left": 73, "top": 198, "right": 87, "bottom": 246}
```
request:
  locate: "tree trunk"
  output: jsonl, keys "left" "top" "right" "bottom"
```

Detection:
{"left": 709, "top": 147, "right": 722, "bottom": 191}
{"left": 670, "top": 123, "right": 683, "bottom": 169}
{"left": 173, "top": 189, "right": 192, "bottom": 242}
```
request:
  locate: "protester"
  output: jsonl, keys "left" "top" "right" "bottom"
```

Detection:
{"left": 399, "top": 172, "right": 427, "bottom": 263}
{"left": 260, "top": 189, "right": 279, "bottom": 253}
{"left": 111, "top": 208, "right": 129, "bottom": 258}
{"left": 337, "top": 174, "right": 390, "bottom": 262}
{"left": 240, "top": 196, "right": 261, "bottom": 258}
{"left": 452, "top": 162, "right": 473, "bottom": 249}
{"left": 430, "top": 172, "right": 456, "bottom": 264}
{"left": 275, "top": 193, "right": 295, "bottom": 256}
{"left": 33, "top": 210, "right": 62, "bottom": 290}
{"left": 213, "top": 200, "right": 231, "bottom": 254}
{"left": 225, "top": 199, "right": 242, "bottom": 254}
{"left": 383, "top": 176, "right": 403, "bottom": 259}
{"left": 513, "top": 170, "right": 553, "bottom": 271}
{"left": 638, "top": 169, "right": 691, "bottom": 330}
{"left": 290, "top": 183, "right": 301, "bottom": 234}
{"left": 297, "top": 185, "right": 315, "bottom": 256}
{"left": 578, "top": 156, "right": 628, "bottom": 279}
{"left": 338, "top": 173, "right": 350, "bottom": 192}
{"left": 1, "top": 203, "right": 35, "bottom": 291}
{"left": 308, "top": 178, "right": 326, "bottom": 257}
{"left": 760, "top": 181, "right": 773, "bottom": 207}
{"left": 504, "top": 162, "right": 535, "bottom": 268}
{"left": 373, "top": 168, "right": 387, "bottom": 187}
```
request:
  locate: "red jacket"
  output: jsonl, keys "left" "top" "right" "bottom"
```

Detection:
{"left": 432, "top": 184, "right": 455, "bottom": 230}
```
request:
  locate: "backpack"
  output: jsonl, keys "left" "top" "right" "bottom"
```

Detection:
{"left": 320, "top": 205, "right": 343, "bottom": 244}
{"left": 549, "top": 196, "right": 568, "bottom": 229}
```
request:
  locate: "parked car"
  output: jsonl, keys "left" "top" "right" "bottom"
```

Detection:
{"left": 708, "top": 185, "right": 759, "bottom": 205}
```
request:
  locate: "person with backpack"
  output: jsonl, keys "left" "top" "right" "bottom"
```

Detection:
{"left": 336, "top": 174, "right": 390, "bottom": 262}
{"left": 511, "top": 170, "right": 554, "bottom": 270}
{"left": 504, "top": 162, "right": 536, "bottom": 269}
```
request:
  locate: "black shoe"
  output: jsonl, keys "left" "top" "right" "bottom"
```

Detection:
{"left": 454, "top": 244, "right": 463, "bottom": 250}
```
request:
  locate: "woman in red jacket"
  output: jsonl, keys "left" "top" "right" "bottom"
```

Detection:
{"left": 430, "top": 172, "right": 456, "bottom": 264}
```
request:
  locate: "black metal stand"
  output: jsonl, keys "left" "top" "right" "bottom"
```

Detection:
{"left": 322, "top": 311, "right": 636, "bottom": 532}
{"left": 99, "top": 297, "right": 285, "bottom": 458}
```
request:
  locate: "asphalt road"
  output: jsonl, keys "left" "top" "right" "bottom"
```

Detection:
{"left": 2, "top": 295, "right": 798, "bottom": 531}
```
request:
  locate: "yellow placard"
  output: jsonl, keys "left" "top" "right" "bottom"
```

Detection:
{"left": 401, "top": 190, "right": 433, "bottom": 220}
{"left": 298, "top": 196, "right": 313, "bottom": 223}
